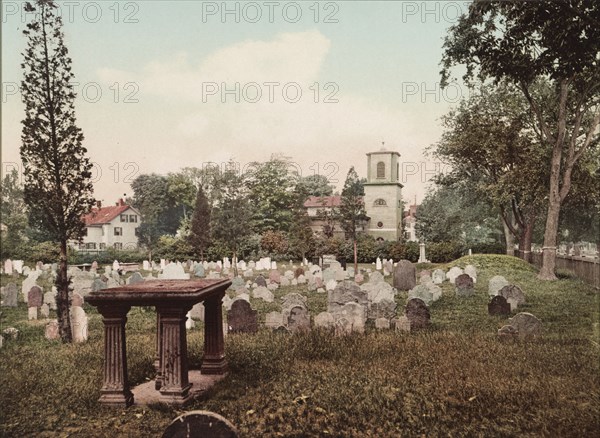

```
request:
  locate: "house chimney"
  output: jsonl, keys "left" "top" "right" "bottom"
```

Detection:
{"left": 117, "top": 198, "right": 125, "bottom": 206}
{"left": 96, "top": 200, "right": 102, "bottom": 208}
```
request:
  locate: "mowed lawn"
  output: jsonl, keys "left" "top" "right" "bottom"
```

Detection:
{"left": 1, "top": 255, "right": 598, "bottom": 437}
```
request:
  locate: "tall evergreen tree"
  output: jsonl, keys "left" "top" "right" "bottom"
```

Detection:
{"left": 20, "top": 0, "right": 95, "bottom": 342}
{"left": 339, "top": 167, "right": 367, "bottom": 272}
{"left": 187, "top": 186, "right": 211, "bottom": 260}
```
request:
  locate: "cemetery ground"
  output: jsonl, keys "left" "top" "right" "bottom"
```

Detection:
{"left": 1, "top": 255, "right": 598, "bottom": 437}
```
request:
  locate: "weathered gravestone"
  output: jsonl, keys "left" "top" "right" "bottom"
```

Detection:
{"left": 128, "top": 272, "right": 144, "bottom": 285}
{"left": 464, "top": 265, "right": 477, "bottom": 282}
{"left": 314, "top": 312, "right": 335, "bottom": 330}
{"left": 405, "top": 298, "right": 430, "bottom": 330}
{"left": 71, "top": 292, "right": 84, "bottom": 307}
{"left": 335, "top": 302, "right": 366, "bottom": 334}
{"left": 431, "top": 269, "right": 445, "bottom": 284}
{"left": 252, "top": 286, "right": 274, "bottom": 303}
{"left": 2, "top": 283, "right": 17, "bottom": 307}
{"left": 227, "top": 300, "right": 258, "bottom": 333}
{"left": 268, "top": 270, "right": 281, "bottom": 284}
{"left": 499, "top": 285, "right": 525, "bottom": 311}
{"left": 162, "top": 410, "right": 238, "bottom": 438}
{"left": 455, "top": 274, "right": 475, "bottom": 297}
{"left": 28, "top": 286, "right": 43, "bottom": 308}
{"left": 254, "top": 275, "right": 267, "bottom": 287}
{"left": 265, "top": 311, "right": 284, "bottom": 329}
{"left": 328, "top": 281, "right": 368, "bottom": 316}
{"left": 446, "top": 267, "right": 463, "bottom": 284}
{"left": 44, "top": 290, "right": 57, "bottom": 310}
{"left": 294, "top": 267, "right": 305, "bottom": 278}
{"left": 408, "top": 284, "right": 434, "bottom": 306}
{"left": 40, "top": 303, "right": 50, "bottom": 318}
{"left": 488, "top": 275, "right": 509, "bottom": 296}
{"left": 45, "top": 320, "right": 60, "bottom": 340}
{"left": 498, "top": 312, "right": 542, "bottom": 340}
{"left": 488, "top": 295, "right": 511, "bottom": 316}
{"left": 190, "top": 302, "right": 205, "bottom": 321}
{"left": 160, "top": 263, "right": 189, "bottom": 279}
{"left": 287, "top": 306, "right": 310, "bottom": 333}
{"left": 4, "top": 259, "right": 13, "bottom": 275}
{"left": 393, "top": 260, "right": 416, "bottom": 291}
{"left": 375, "top": 318, "right": 390, "bottom": 330}
{"left": 394, "top": 315, "right": 411, "bottom": 332}
{"left": 70, "top": 306, "right": 88, "bottom": 342}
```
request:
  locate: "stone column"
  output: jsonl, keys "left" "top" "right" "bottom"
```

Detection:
{"left": 97, "top": 305, "right": 133, "bottom": 407}
{"left": 154, "top": 311, "right": 162, "bottom": 390}
{"left": 200, "top": 293, "right": 228, "bottom": 375}
{"left": 157, "top": 305, "right": 192, "bottom": 405}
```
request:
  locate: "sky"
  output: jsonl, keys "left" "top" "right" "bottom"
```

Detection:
{"left": 2, "top": 0, "right": 472, "bottom": 205}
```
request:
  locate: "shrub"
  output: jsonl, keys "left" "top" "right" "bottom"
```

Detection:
{"left": 471, "top": 241, "right": 506, "bottom": 255}
{"left": 27, "top": 241, "right": 60, "bottom": 263}
{"left": 260, "top": 231, "right": 289, "bottom": 255}
{"left": 426, "top": 241, "right": 465, "bottom": 263}
{"left": 153, "top": 236, "right": 195, "bottom": 261}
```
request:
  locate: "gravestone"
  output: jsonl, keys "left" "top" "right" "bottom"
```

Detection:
{"left": 294, "top": 267, "right": 304, "bottom": 278}
{"left": 265, "top": 311, "right": 284, "bottom": 329}
{"left": 281, "top": 293, "right": 308, "bottom": 308}
{"left": 328, "top": 281, "right": 368, "bottom": 316}
{"left": 21, "top": 274, "right": 40, "bottom": 302}
{"left": 91, "top": 261, "right": 98, "bottom": 271}
{"left": 252, "top": 286, "right": 274, "bottom": 303}
{"left": 4, "top": 259, "right": 12, "bottom": 275}
{"left": 190, "top": 302, "right": 205, "bottom": 321}
{"left": 70, "top": 306, "right": 88, "bottom": 342}
{"left": 2, "top": 283, "right": 17, "bottom": 307}
{"left": 296, "top": 274, "right": 307, "bottom": 284}
{"left": 227, "top": 300, "right": 258, "bottom": 334}
{"left": 336, "top": 302, "right": 366, "bottom": 334}
{"left": 425, "top": 283, "right": 442, "bottom": 302}
{"left": 393, "top": 260, "right": 416, "bottom": 291}
{"left": 287, "top": 306, "right": 310, "bottom": 333}
{"left": 508, "top": 312, "right": 541, "bottom": 339}
{"left": 368, "top": 271, "right": 385, "bottom": 284}
{"left": 455, "top": 274, "right": 475, "bottom": 297}
{"left": 394, "top": 315, "right": 411, "bottom": 332}
{"left": 326, "top": 279, "right": 337, "bottom": 291}
{"left": 112, "top": 260, "right": 120, "bottom": 271}
{"left": 13, "top": 260, "right": 23, "bottom": 274}
{"left": 128, "top": 272, "right": 144, "bottom": 285}
{"left": 407, "top": 285, "right": 434, "bottom": 306}
{"left": 162, "top": 410, "right": 238, "bottom": 438}
{"left": 446, "top": 267, "right": 463, "bottom": 284}
{"left": 28, "top": 286, "right": 43, "bottom": 308}
{"left": 314, "top": 312, "right": 335, "bottom": 330}
{"left": 488, "top": 295, "right": 511, "bottom": 316}
{"left": 92, "top": 278, "right": 108, "bottom": 292}
{"left": 405, "top": 298, "right": 430, "bottom": 330}
{"left": 488, "top": 275, "right": 509, "bottom": 296}
{"left": 40, "top": 303, "right": 50, "bottom": 318}
{"left": 497, "top": 324, "right": 519, "bottom": 340}
{"left": 28, "top": 307, "right": 38, "bottom": 320}
{"left": 354, "top": 273, "right": 364, "bottom": 284}
{"left": 45, "top": 320, "right": 60, "bottom": 340}
{"left": 464, "top": 265, "right": 477, "bottom": 282}
{"left": 268, "top": 270, "right": 281, "bottom": 284}
{"left": 499, "top": 285, "right": 525, "bottom": 311}
{"left": 254, "top": 275, "right": 267, "bottom": 287}
{"left": 230, "top": 276, "right": 245, "bottom": 291}
{"left": 419, "top": 270, "right": 432, "bottom": 284}
{"left": 432, "top": 269, "right": 445, "bottom": 284}
{"left": 44, "top": 289, "right": 57, "bottom": 310}
{"left": 160, "top": 263, "right": 189, "bottom": 279}
{"left": 374, "top": 318, "right": 390, "bottom": 330}
{"left": 143, "top": 260, "right": 151, "bottom": 271}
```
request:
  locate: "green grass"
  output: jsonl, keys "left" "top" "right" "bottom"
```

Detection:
{"left": 1, "top": 256, "right": 599, "bottom": 437}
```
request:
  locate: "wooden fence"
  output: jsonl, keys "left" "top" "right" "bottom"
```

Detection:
{"left": 528, "top": 252, "right": 600, "bottom": 290}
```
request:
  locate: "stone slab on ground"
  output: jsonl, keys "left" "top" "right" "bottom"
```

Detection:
{"left": 132, "top": 371, "right": 226, "bottom": 406}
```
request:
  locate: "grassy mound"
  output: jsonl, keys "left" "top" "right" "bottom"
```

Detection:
{"left": 443, "top": 254, "right": 537, "bottom": 275}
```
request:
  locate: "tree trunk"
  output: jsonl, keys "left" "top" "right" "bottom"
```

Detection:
{"left": 502, "top": 215, "right": 515, "bottom": 256}
{"left": 353, "top": 239, "right": 358, "bottom": 273}
{"left": 56, "top": 239, "right": 72, "bottom": 343}
{"left": 519, "top": 215, "right": 536, "bottom": 264}
{"left": 539, "top": 196, "right": 561, "bottom": 280}
{"left": 233, "top": 251, "right": 238, "bottom": 277}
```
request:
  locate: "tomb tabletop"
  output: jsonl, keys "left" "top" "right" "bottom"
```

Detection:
{"left": 86, "top": 279, "right": 231, "bottom": 306}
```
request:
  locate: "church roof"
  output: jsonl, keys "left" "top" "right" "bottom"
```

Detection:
{"left": 303, "top": 195, "right": 347, "bottom": 208}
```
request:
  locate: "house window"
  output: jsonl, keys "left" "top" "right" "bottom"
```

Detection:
{"left": 99, "top": 243, "right": 106, "bottom": 250}
{"left": 129, "top": 215, "right": 137, "bottom": 223}
{"left": 114, "top": 227, "right": 123, "bottom": 236}
{"left": 374, "top": 198, "right": 387, "bottom": 206}
{"left": 79, "top": 243, "right": 86, "bottom": 250}
{"left": 135, "top": 227, "right": 139, "bottom": 237}
{"left": 86, "top": 243, "right": 96, "bottom": 250}
{"left": 120, "top": 214, "right": 128, "bottom": 222}
{"left": 83, "top": 228, "right": 88, "bottom": 236}
{"left": 114, "top": 243, "right": 123, "bottom": 250}
{"left": 377, "top": 221, "right": 384, "bottom": 228}
{"left": 377, "top": 161, "right": 385, "bottom": 178}
{"left": 396, "top": 163, "right": 400, "bottom": 181}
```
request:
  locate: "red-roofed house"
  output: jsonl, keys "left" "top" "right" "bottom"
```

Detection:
{"left": 74, "top": 199, "right": 142, "bottom": 252}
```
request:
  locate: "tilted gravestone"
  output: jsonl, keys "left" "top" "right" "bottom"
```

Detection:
{"left": 488, "top": 295, "right": 511, "bottom": 316}
{"left": 455, "top": 274, "right": 475, "bottom": 297}
{"left": 227, "top": 300, "right": 258, "bottom": 334}
{"left": 162, "top": 410, "right": 238, "bottom": 438}
{"left": 508, "top": 312, "right": 541, "bottom": 339}
{"left": 254, "top": 275, "right": 267, "bottom": 287}
{"left": 287, "top": 306, "right": 310, "bottom": 333}
{"left": 431, "top": 269, "right": 445, "bottom": 284}
{"left": 393, "top": 260, "right": 416, "bottom": 291}
{"left": 405, "top": 298, "right": 430, "bottom": 330}
{"left": 499, "top": 285, "right": 525, "bottom": 311}
{"left": 488, "top": 275, "right": 509, "bottom": 296}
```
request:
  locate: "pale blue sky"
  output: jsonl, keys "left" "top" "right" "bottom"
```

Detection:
{"left": 2, "top": 1, "right": 471, "bottom": 203}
